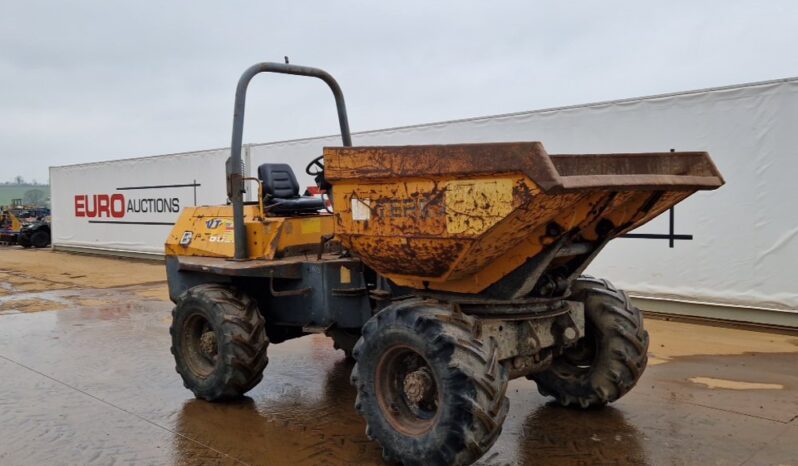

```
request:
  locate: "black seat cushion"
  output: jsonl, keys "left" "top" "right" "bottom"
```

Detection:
{"left": 258, "top": 163, "right": 324, "bottom": 215}
{"left": 258, "top": 163, "right": 299, "bottom": 199}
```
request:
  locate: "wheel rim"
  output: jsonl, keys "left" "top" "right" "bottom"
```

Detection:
{"left": 181, "top": 312, "right": 218, "bottom": 378}
{"left": 558, "top": 321, "right": 599, "bottom": 375}
{"left": 375, "top": 345, "right": 440, "bottom": 436}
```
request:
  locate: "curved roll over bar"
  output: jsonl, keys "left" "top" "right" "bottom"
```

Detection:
{"left": 228, "top": 62, "right": 352, "bottom": 260}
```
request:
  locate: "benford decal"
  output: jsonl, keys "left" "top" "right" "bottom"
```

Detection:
{"left": 179, "top": 231, "right": 193, "bottom": 246}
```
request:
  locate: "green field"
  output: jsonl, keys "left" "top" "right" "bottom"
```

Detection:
{"left": 0, "top": 184, "right": 50, "bottom": 207}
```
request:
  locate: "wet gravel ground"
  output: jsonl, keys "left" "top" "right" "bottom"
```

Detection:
{"left": 0, "top": 250, "right": 797, "bottom": 465}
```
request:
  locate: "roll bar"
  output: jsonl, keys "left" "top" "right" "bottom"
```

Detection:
{"left": 228, "top": 62, "right": 352, "bottom": 260}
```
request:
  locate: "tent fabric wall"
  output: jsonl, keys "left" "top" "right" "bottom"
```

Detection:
{"left": 51, "top": 78, "right": 798, "bottom": 314}
{"left": 50, "top": 148, "right": 229, "bottom": 256}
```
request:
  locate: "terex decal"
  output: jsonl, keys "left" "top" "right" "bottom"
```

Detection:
{"left": 74, "top": 194, "right": 181, "bottom": 218}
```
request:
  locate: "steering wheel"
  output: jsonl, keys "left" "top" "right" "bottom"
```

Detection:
{"left": 305, "top": 155, "right": 325, "bottom": 176}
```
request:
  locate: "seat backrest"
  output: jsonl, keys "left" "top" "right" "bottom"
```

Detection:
{"left": 258, "top": 163, "right": 299, "bottom": 199}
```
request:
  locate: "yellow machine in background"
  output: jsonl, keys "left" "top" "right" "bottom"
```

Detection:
{"left": 165, "top": 63, "right": 723, "bottom": 466}
{"left": 0, "top": 207, "right": 24, "bottom": 235}
{"left": 1, "top": 206, "right": 51, "bottom": 247}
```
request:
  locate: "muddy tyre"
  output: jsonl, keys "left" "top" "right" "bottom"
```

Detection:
{"left": 30, "top": 230, "right": 50, "bottom": 248}
{"left": 351, "top": 300, "right": 509, "bottom": 466}
{"left": 530, "top": 276, "right": 649, "bottom": 408}
{"left": 327, "top": 328, "right": 360, "bottom": 360}
{"left": 170, "top": 284, "right": 269, "bottom": 401}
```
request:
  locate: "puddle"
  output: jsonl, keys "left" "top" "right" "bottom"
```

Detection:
{"left": 133, "top": 284, "right": 170, "bottom": 301}
{"left": 74, "top": 298, "right": 110, "bottom": 307}
{"left": 0, "top": 284, "right": 166, "bottom": 315}
{"left": 689, "top": 376, "right": 784, "bottom": 390}
{"left": 0, "top": 297, "right": 65, "bottom": 313}
{"left": 648, "top": 355, "right": 669, "bottom": 365}
{"left": 0, "top": 280, "right": 16, "bottom": 292}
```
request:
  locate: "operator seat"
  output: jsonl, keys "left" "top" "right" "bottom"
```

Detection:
{"left": 257, "top": 163, "right": 324, "bottom": 215}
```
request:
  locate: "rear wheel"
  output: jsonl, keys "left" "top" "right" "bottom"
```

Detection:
{"left": 351, "top": 300, "right": 509, "bottom": 466}
{"left": 530, "top": 276, "right": 649, "bottom": 408}
{"left": 170, "top": 284, "right": 269, "bottom": 401}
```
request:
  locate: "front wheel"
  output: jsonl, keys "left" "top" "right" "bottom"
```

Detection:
{"left": 351, "top": 300, "right": 509, "bottom": 466}
{"left": 30, "top": 230, "right": 50, "bottom": 248}
{"left": 530, "top": 276, "right": 649, "bottom": 408}
{"left": 170, "top": 284, "right": 269, "bottom": 401}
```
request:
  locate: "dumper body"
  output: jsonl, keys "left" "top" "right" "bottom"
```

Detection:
{"left": 325, "top": 142, "right": 722, "bottom": 295}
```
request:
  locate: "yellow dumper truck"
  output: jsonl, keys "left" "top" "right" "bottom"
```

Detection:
{"left": 165, "top": 63, "right": 724, "bottom": 465}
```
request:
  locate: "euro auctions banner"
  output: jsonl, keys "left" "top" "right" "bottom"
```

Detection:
{"left": 73, "top": 193, "right": 180, "bottom": 219}
{"left": 50, "top": 148, "right": 229, "bottom": 255}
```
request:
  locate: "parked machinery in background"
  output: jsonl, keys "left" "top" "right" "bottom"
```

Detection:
{"left": 17, "top": 218, "right": 51, "bottom": 248}
{"left": 0, "top": 207, "right": 50, "bottom": 247}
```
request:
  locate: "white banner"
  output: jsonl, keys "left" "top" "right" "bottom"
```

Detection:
{"left": 52, "top": 78, "right": 798, "bottom": 311}
{"left": 50, "top": 148, "right": 229, "bottom": 255}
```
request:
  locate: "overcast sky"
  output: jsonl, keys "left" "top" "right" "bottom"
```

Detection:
{"left": 1, "top": 1, "right": 796, "bottom": 182}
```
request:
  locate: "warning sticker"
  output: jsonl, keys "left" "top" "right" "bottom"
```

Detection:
{"left": 351, "top": 198, "right": 371, "bottom": 221}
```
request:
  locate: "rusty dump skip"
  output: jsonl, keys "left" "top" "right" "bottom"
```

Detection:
{"left": 549, "top": 152, "right": 724, "bottom": 191}
{"left": 325, "top": 142, "right": 724, "bottom": 193}
{"left": 325, "top": 142, "right": 724, "bottom": 295}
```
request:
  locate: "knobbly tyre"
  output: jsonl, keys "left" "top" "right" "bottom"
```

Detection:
{"left": 18, "top": 219, "right": 51, "bottom": 248}
{"left": 165, "top": 62, "right": 724, "bottom": 465}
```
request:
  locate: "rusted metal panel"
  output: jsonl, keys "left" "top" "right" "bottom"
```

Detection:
{"left": 176, "top": 255, "right": 304, "bottom": 279}
{"left": 349, "top": 236, "right": 468, "bottom": 277}
{"left": 550, "top": 151, "right": 724, "bottom": 188}
{"left": 559, "top": 174, "right": 722, "bottom": 191}
{"left": 325, "top": 142, "right": 562, "bottom": 191}
{"left": 324, "top": 143, "right": 724, "bottom": 194}
{"left": 327, "top": 142, "right": 724, "bottom": 294}
{"left": 175, "top": 253, "right": 357, "bottom": 280}
{"left": 444, "top": 178, "right": 514, "bottom": 235}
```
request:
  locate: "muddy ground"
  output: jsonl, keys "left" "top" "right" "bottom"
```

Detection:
{"left": 0, "top": 248, "right": 796, "bottom": 465}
